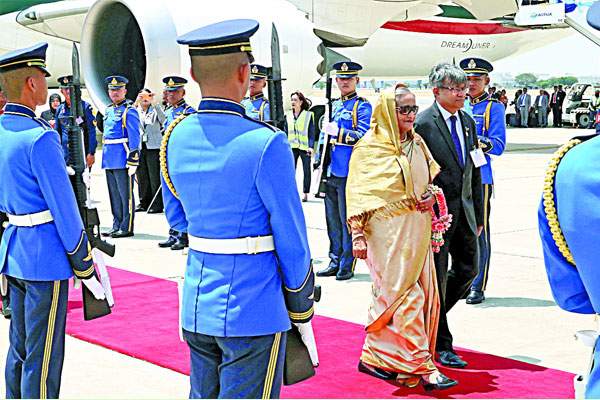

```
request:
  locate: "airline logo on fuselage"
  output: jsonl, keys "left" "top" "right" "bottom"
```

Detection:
{"left": 440, "top": 39, "right": 492, "bottom": 53}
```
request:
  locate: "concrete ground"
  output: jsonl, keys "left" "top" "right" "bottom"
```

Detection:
{"left": 0, "top": 102, "right": 596, "bottom": 398}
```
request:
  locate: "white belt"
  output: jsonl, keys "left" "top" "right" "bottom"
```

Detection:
{"left": 103, "top": 138, "right": 129, "bottom": 144}
{"left": 188, "top": 235, "right": 275, "bottom": 254}
{"left": 7, "top": 210, "right": 54, "bottom": 227}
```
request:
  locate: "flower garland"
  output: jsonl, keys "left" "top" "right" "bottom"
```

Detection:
{"left": 427, "top": 184, "right": 453, "bottom": 253}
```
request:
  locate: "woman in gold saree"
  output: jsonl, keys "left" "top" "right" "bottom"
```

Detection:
{"left": 346, "top": 85, "right": 457, "bottom": 390}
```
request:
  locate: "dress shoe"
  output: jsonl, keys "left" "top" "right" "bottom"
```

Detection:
{"left": 435, "top": 350, "right": 467, "bottom": 369}
{"left": 102, "top": 228, "right": 118, "bottom": 237}
{"left": 171, "top": 240, "right": 188, "bottom": 251}
{"left": 336, "top": 271, "right": 354, "bottom": 281}
{"left": 147, "top": 208, "right": 163, "bottom": 214}
{"left": 466, "top": 290, "right": 485, "bottom": 305}
{"left": 357, "top": 360, "right": 398, "bottom": 381}
{"left": 135, "top": 205, "right": 147, "bottom": 212}
{"left": 316, "top": 266, "right": 338, "bottom": 277}
{"left": 159, "top": 237, "right": 177, "bottom": 248}
{"left": 111, "top": 230, "right": 134, "bottom": 238}
{"left": 422, "top": 372, "right": 458, "bottom": 391}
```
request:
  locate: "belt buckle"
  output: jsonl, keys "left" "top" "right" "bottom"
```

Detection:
{"left": 246, "top": 236, "right": 260, "bottom": 255}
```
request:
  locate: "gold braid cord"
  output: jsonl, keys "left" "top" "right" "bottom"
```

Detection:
{"left": 542, "top": 139, "right": 581, "bottom": 266}
{"left": 160, "top": 114, "right": 191, "bottom": 200}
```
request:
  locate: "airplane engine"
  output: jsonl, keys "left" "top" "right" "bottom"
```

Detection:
{"left": 80, "top": 0, "right": 323, "bottom": 110}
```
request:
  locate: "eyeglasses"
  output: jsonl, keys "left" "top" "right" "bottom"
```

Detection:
{"left": 439, "top": 86, "right": 468, "bottom": 94}
{"left": 395, "top": 105, "right": 419, "bottom": 115}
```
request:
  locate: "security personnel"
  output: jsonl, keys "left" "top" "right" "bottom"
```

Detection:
{"left": 460, "top": 57, "right": 506, "bottom": 304}
{"left": 158, "top": 76, "right": 196, "bottom": 250}
{"left": 163, "top": 19, "right": 314, "bottom": 398}
{"left": 55, "top": 75, "right": 97, "bottom": 166}
{"left": 315, "top": 61, "right": 372, "bottom": 281}
{"left": 538, "top": 134, "right": 600, "bottom": 398}
{"left": 241, "top": 64, "right": 270, "bottom": 121}
{"left": 101, "top": 75, "right": 140, "bottom": 238}
{"left": 0, "top": 42, "right": 105, "bottom": 398}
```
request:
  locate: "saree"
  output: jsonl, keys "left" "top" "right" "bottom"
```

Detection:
{"left": 346, "top": 86, "right": 441, "bottom": 384}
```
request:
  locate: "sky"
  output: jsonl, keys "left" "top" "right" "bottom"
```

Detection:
{"left": 493, "top": 32, "right": 600, "bottom": 78}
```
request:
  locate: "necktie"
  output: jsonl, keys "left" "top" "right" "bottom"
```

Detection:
{"left": 553, "top": 92, "right": 557, "bottom": 103}
{"left": 521, "top": 95, "right": 525, "bottom": 106}
{"left": 449, "top": 115, "right": 463, "bottom": 167}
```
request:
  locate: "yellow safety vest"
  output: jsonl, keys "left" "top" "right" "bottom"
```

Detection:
{"left": 286, "top": 110, "right": 313, "bottom": 151}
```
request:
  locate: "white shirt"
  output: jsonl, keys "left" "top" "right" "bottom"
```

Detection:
{"left": 436, "top": 101, "right": 465, "bottom": 161}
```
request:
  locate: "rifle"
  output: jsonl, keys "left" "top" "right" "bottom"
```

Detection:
{"left": 267, "top": 23, "right": 286, "bottom": 131}
{"left": 65, "top": 42, "right": 114, "bottom": 320}
{"left": 313, "top": 74, "right": 333, "bottom": 199}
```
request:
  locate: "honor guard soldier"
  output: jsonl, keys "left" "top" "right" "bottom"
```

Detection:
{"left": 55, "top": 75, "right": 98, "bottom": 167}
{"left": 157, "top": 75, "right": 196, "bottom": 250}
{"left": 241, "top": 64, "right": 270, "bottom": 121}
{"left": 316, "top": 61, "right": 373, "bottom": 281}
{"left": 538, "top": 134, "right": 600, "bottom": 398}
{"left": 163, "top": 19, "right": 315, "bottom": 398}
{"left": 0, "top": 43, "right": 106, "bottom": 398}
{"left": 460, "top": 57, "right": 506, "bottom": 304}
{"left": 101, "top": 75, "right": 141, "bottom": 238}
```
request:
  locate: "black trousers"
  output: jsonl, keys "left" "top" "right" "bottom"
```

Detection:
{"left": 292, "top": 148, "right": 311, "bottom": 194}
{"left": 434, "top": 207, "right": 479, "bottom": 352}
{"left": 137, "top": 144, "right": 163, "bottom": 211}
{"left": 552, "top": 106, "right": 562, "bottom": 127}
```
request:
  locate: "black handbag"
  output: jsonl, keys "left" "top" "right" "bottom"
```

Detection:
{"left": 283, "top": 324, "right": 316, "bottom": 385}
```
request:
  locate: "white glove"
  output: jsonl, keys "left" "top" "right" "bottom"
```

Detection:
{"left": 127, "top": 165, "right": 137, "bottom": 176}
{"left": 294, "top": 321, "right": 319, "bottom": 367}
{"left": 322, "top": 121, "right": 339, "bottom": 138}
{"left": 82, "top": 169, "right": 91, "bottom": 188}
{"left": 66, "top": 166, "right": 76, "bottom": 176}
{"left": 82, "top": 276, "right": 106, "bottom": 300}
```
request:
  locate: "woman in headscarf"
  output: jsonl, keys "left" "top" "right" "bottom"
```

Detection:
{"left": 347, "top": 85, "right": 457, "bottom": 391}
{"left": 40, "top": 93, "right": 61, "bottom": 126}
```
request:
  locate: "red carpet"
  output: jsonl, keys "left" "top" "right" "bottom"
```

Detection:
{"left": 66, "top": 267, "right": 575, "bottom": 399}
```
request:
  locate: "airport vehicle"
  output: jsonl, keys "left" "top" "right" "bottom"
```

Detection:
{"left": 564, "top": 83, "right": 600, "bottom": 127}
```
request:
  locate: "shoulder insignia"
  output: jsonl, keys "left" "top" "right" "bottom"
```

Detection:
{"left": 242, "top": 114, "right": 278, "bottom": 132}
{"left": 34, "top": 117, "right": 53, "bottom": 130}
{"left": 357, "top": 96, "right": 370, "bottom": 104}
{"left": 542, "top": 139, "right": 582, "bottom": 266}
{"left": 160, "top": 113, "right": 192, "bottom": 199}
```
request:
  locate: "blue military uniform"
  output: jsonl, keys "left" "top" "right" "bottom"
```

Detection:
{"left": 102, "top": 76, "right": 140, "bottom": 237}
{"left": 241, "top": 64, "right": 270, "bottom": 121}
{"left": 55, "top": 75, "right": 97, "bottom": 163}
{"left": 0, "top": 43, "right": 95, "bottom": 398}
{"left": 167, "top": 20, "right": 314, "bottom": 399}
{"left": 316, "top": 61, "right": 372, "bottom": 280}
{"left": 461, "top": 58, "right": 506, "bottom": 301}
{"left": 161, "top": 76, "right": 196, "bottom": 250}
{"left": 538, "top": 134, "right": 600, "bottom": 399}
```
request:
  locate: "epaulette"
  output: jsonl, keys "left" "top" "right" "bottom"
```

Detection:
{"left": 489, "top": 98, "right": 501, "bottom": 103}
{"left": 33, "top": 117, "right": 53, "bottom": 130}
{"left": 160, "top": 113, "right": 192, "bottom": 199}
{"left": 542, "top": 138, "right": 590, "bottom": 266}
{"left": 357, "top": 96, "right": 370, "bottom": 104}
{"left": 242, "top": 114, "right": 278, "bottom": 132}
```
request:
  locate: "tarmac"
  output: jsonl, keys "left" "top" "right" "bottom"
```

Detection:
{"left": 0, "top": 99, "right": 597, "bottom": 398}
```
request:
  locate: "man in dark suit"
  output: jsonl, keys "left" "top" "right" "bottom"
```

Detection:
{"left": 414, "top": 62, "right": 484, "bottom": 369}
{"left": 550, "top": 85, "right": 563, "bottom": 127}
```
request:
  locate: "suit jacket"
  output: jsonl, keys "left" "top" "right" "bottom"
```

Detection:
{"left": 414, "top": 102, "right": 484, "bottom": 234}
{"left": 550, "top": 91, "right": 562, "bottom": 108}
{"left": 517, "top": 93, "right": 531, "bottom": 109}
{"left": 535, "top": 94, "right": 549, "bottom": 108}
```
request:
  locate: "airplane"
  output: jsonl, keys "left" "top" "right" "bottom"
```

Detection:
{"left": 0, "top": 0, "right": 574, "bottom": 114}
